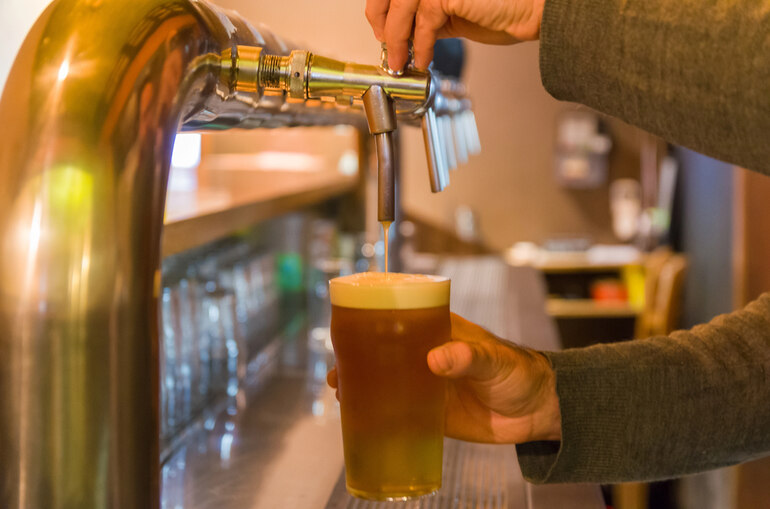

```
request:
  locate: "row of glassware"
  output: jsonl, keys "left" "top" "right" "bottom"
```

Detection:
{"left": 158, "top": 214, "right": 380, "bottom": 446}
{"left": 159, "top": 240, "right": 281, "bottom": 443}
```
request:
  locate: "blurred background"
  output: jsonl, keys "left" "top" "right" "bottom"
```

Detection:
{"left": 0, "top": 0, "right": 653, "bottom": 251}
{"left": 3, "top": 1, "right": 770, "bottom": 508}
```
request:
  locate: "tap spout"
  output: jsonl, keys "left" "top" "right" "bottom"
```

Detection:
{"left": 362, "top": 85, "right": 397, "bottom": 223}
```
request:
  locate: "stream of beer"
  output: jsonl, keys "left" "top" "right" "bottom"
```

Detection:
{"left": 381, "top": 221, "right": 391, "bottom": 274}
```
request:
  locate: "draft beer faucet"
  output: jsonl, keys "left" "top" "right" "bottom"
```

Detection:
{"left": 221, "top": 45, "right": 481, "bottom": 223}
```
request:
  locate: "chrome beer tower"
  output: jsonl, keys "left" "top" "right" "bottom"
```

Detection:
{"left": 0, "top": 0, "right": 479, "bottom": 506}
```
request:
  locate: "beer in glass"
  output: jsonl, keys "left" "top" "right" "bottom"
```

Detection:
{"left": 329, "top": 272, "right": 450, "bottom": 500}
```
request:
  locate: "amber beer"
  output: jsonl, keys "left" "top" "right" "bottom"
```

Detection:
{"left": 329, "top": 272, "right": 451, "bottom": 500}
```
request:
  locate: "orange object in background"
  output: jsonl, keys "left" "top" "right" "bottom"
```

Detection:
{"left": 591, "top": 278, "right": 628, "bottom": 303}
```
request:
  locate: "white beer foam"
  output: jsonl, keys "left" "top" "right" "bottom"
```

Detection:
{"left": 329, "top": 272, "right": 450, "bottom": 310}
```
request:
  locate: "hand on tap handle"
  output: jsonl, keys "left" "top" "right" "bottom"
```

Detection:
{"left": 365, "top": 0, "right": 546, "bottom": 71}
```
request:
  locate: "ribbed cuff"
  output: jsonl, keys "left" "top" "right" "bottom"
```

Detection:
{"left": 515, "top": 348, "right": 633, "bottom": 484}
{"left": 516, "top": 439, "right": 562, "bottom": 483}
{"left": 515, "top": 350, "right": 562, "bottom": 483}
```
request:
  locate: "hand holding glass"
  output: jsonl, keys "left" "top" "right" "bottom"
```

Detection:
{"left": 329, "top": 272, "right": 451, "bottom": 500}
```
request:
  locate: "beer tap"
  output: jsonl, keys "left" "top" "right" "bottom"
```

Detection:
{"left": 222, "top": 44, "right": 481, "bottom": 219}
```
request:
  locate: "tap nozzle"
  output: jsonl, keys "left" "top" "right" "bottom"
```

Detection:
{"left": 363, "top": 85, "right": 397, "bottom": 223}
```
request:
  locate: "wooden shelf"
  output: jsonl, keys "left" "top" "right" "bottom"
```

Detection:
{"left": 546, "top": 298, "right": 641, "bottom": 318}
{"left": 537, "top": 261, "right": 641, "bottom": 274}
{"left": 507, "top": 248, "right": 644, "bottom": 274}
{"left": 161, "top": 169, "right": 358, "bottom": 257}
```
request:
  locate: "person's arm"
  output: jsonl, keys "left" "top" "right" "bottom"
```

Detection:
{"left": 368, "top": 0, "right": 770, "bottom": 174}
{"left": 518, "top": 292, "right": 770, "bottom": 483}
{"left": 540, "top": 0, "right": 770, "bottom": 175}
{"left": 327, "top": 294, "right": 770, "bottom": 482}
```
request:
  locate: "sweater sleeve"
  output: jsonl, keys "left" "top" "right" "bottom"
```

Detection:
{"left": 539, "top": 0, "right": 770, "bottom": 176}
{"left": 516, "top": 292, "right": 770, "bottom": 483}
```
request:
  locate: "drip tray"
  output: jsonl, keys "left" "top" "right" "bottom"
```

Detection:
{"left": 325, "top": 439, "right": 528, "bottom": 509}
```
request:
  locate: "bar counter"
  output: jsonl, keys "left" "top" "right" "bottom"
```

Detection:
{"left": 163, "top": 168, "right": 358, "bottom": 257}
{"left": 161, "top": 258, "right": 604, "bottom": 508}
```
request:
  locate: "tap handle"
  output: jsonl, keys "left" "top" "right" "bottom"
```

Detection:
{"left": 421, "top": 107, "right": 449, "bottom": 192}
{"left": 451, "top": 113, "right": 469, "bottom": 165}
{"left": 464, "top": 110, "right": 482, "bottom": 155}
{"left": 439, "top": 114, "right": 458, "bottom": 171}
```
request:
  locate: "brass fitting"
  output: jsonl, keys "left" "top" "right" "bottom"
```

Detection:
{"left": 223, "top": 46, "right": 432, "bottom": 114}
{"left": 258, "top": 50, "right": 309, "bottom": 98}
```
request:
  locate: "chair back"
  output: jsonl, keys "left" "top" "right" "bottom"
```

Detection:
{"left": 649, "top": 254, "right": 689, "bottom": 335}
{"left": 635, "top": 247, "right": 673, "bottom": 337}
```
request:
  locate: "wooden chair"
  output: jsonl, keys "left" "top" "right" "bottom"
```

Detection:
{"left": 615, "top": 252, "right": 688, "bottom": 509}
{"left": 648, "top": 254, "right": 689, "bottom": 336}
{"left": 635, "top": 247, "right": 673, "bottom": 338}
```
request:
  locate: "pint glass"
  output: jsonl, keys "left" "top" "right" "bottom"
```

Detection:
{"left": 329, "top": 272, "right": 451, "bottom": 500}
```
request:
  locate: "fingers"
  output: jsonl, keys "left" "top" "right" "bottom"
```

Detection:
{"left": 327, "top": 367, "right": 340, "bottom": 401}
{"left": 365, "top": 0, "right": 390, "bottom": 41}
{"left": 427, "top": 341, "right": 469, "bottom": 378}
{"left": 428, "top": 341, "right": 501, "bottom": 381}
{"left": 370, "top": 0, "right": 528, "bottom": 71}
{"left": 326, "top": 367, "right": 338, "bottom": 389}
{"left": 383, "top": 0, "right": 419, "bottom": 71}
{"left": 413, "top": 2, "right": 447, "bottom": 70}
{"left": 382, "top": 0, "right": 448, "bottom": 71}
{"left": 431, "top": 313, "right": 520, "bottom": 380}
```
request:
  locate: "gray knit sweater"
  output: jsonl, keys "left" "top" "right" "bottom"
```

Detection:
{"left": 516, "top": 0, "right": 770, "bottom": 483}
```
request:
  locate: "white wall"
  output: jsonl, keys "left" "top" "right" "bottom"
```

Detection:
{"left": 0, "top": 0, "right": 51, "bottom": 94}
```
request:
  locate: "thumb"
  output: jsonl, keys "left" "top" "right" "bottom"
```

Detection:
{"left": 427, "top": 341, "right": 500, "bottom": 380}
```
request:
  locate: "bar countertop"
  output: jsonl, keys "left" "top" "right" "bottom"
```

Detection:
{"left": 161, "top": 258, "right": 604, "bottom": 509}
{"left": 162, "top": 169, "right": 358, "bottom": 257}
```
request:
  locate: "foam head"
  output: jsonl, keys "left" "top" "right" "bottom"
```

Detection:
{"left": 329, "top": 272, "right": 450, "bottom": 310}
